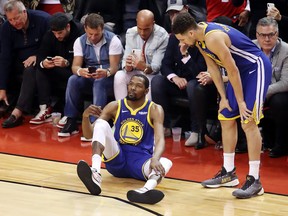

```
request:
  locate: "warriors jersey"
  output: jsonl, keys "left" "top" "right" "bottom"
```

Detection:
{"left": 197, "top": 22, "right": 272, "bottom": 123}
{"left": 197, "top": 22, "right": 263, "bottom": 72}
{"left": 113, "top": 98, "right": 154, "bottom": 155}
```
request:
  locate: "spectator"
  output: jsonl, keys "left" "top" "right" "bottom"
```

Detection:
{"left": 28, "top": 12, "right": 84, "bottom": 125}
{"left": 0, "top": 0, "right": 50, "bottom": 128}
{"left": 206, "top": 0, "right": 250, "bottom": 34}
{"left": 58, "top": 13, "right": 123, "bottom": 137}
{"left": 254, "top": 17, "right": 288, "bottom": 157}
{"left": 114, "top": 9, "right": 169, "bottom": 101}
{"left": 151, "top": 1, "right": 209, "bottom": 148}
{"left": 78, "top": 74, "right": 172, "bottom": 204}
{"left": 20, "top": 0, "right": 75, "bottom": 15}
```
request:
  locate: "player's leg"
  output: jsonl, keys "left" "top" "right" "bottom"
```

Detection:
{"left": 77, "top": 119, "right": 119, "bottom": 195}
{"left": 127, "top": 157, "right": 172, "bottom": 204}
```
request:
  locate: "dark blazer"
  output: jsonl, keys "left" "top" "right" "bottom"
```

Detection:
{"left": 161, "top": 34, "right": 207, "bottom": 81}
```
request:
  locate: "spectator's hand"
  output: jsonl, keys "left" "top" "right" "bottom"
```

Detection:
{"left": 125, "top": 55, "right": 134, "bottom": 72}
{"left": 132, "top": 54, "right": 145, "bottom": 71}
{"left": 78, "top": 68, "right": 93, "bottom": 78}
{"left": 83, "top": 105, "right": 102, "bottom": 118}
{"left": 238, "top": 101, "right": 253, "bottom": 122}
{"left": 238, "top": 10, "right": 250, "bottom": 27}
{"left": 150, "top": 157, "right": 165, "bottom": 177}
{"left": 52, "top": 56, "right": 67, "bottom": 67}
{"left": 267, "top": 7, "right": 282, "bottom": 21}
{"left": 0, "top": 89, "right": 9, "bottom": 106}
{"left": 196, "top": 71, "right": 213, "bottom": 86}
{"left": 218, "top": 98, "right": 232, "bottom": 113}
{"left": 30, "top": 0, "right": 39, "bottom": 10}
{"left": 23, "top": 56, "right": 36, "bottom": 68}
{"left": 172, "top": 76, "right": 187, "bottom": 89}
{"left": 43, "top": 58, "right": 55, "bottom": 69}
{"left": 92, "top": 68, "right": 108, "bottom": 79}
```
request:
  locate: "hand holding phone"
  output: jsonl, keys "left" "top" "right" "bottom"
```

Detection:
{"left": 88, "top": 66, "right": 96, "bottom": 74}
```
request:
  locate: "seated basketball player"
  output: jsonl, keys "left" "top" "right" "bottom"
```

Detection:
{"left": 77, "top": 74, "right": 173, "bottom": 204}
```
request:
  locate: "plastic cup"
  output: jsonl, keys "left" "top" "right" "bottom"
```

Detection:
{"left": 51, "top": 112, "right": 61, "bottom": 126}
{"left": 172, "top": 127, "right": 182, "bottom": 142}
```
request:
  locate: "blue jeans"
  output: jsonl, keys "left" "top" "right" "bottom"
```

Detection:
{"left": 64, "top": 75, "right": 114, "bottom": 118}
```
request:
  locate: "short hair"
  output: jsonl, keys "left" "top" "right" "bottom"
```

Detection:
{"left": 4, "top": 0, "right": 26, "bottom": 13}
{"left": 256, "top": 17, "right": 278, "bottom": 32}
{"left": 172, "top": 12, "right": 197, "bottom": 34}
{"left": 132, "top": 74, "right": 149, "bottom": 89}
{"left": 49, "top": 12, "right": 73, "bottom": 31}
{"left": 84, "top": 13, "right": 104, "bottom": 29}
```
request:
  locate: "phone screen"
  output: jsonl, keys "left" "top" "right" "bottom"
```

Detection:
{"left": 88, "top": 66, "right": 96, "bottom": 73}
{"left": 47, "top": 56, "right": 53, "bottom": 61}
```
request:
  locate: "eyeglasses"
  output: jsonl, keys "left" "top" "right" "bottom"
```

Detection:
{"left": 256, "top": 31, "right": 278, "bottom": 39}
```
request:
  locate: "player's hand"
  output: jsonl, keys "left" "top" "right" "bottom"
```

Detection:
{"left": 238, "top": 101, "right": 252, "bottom": 122}
{"left": 172, "top": 76, "right": 187, "bottom": 89}
{"left": 150, "top": 158, "right": 165, "bottom": 177}
{"left": 83, "top": 105, "right": 102, "bottom": 118}
{"left": 218, "top": 98, "right": 232, "bottom": 113}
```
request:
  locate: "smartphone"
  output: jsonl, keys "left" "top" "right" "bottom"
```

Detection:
{"left": 88, "top": 66, "right": 96, "bottom": 74}
{"left": 132, "top": 49, "right": 142, "bottom": 59}
{"left": 46, "top": 56, "right": 53, "bottom": 61}
{"left": 267, "top": 3, "right": 275, "bottom": 11}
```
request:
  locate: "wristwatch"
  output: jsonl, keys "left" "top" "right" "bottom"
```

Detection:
{"left": 65, "top": 60, "right": 70, "bottom": 67}
{"left": 182, "top": 51, "right": 189, "bottom": 58}
{"left": 106, "top": 68, "right": 111, "bottom": 77}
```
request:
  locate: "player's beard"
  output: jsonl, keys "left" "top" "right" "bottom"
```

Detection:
{"left": 126, "top": 95, "right": 137, "bottom": 101}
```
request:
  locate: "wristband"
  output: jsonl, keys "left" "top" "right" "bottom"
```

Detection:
{"left": 76, "top": 68, "right": 81, "bottom": 76}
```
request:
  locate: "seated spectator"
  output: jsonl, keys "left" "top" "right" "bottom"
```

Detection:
{"left": 0, "top": 0, "right": 50, "bottom": 128}
{"left": 151, "top": 1, "right": 209, "bottom": 148}
{"left": 78, "top": 74, "right": 172, "bottom": 204}
{"left": 20, "top": 0, "right": 74, "bottom": 15}
{"left": 73, "top": 0, "right": 123, "bottom": 34}
{"left": 28, "top": 12, "right": 84, "bottom": 125}
{"left": 58, "top": 13, "right": 123, "bottom": 137}
{"left": 254, "top": 17, "right": 288, "bottom": 157}
{"left": 206, "top": 0, "right": 250, "bottom": 34}
{"left": 114, "top": 9, "right": 169, "bottom": 101}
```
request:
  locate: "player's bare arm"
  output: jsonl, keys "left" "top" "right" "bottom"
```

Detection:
{"left": 98, "top": 101, "right": 119, "bottom": 122}
{"left": 82, "top": 105, "right": 102, "bottom": 139}
{"left": 149, "top": 103, "right": 166, "bottom": 176}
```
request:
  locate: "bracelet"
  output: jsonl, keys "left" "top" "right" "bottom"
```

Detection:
{"left": 76, "top": 68, "right": 81, "bottom": 76}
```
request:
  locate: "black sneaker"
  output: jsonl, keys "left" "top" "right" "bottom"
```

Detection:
{"left": 201, "top": 167, "right": 239, "bottom": 188}
{"left": 232, "top": 175, "right": 264, "bottom": 199}
{"left": 57, "top": 117, "right": 79, "bottom": 137}
{"left": 2, "top": 115, "right": 24, "bottom": 128}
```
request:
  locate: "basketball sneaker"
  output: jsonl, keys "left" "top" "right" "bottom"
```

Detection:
{"left": 127, "top": 188, "right": 164, "bottom": 204}
{"left": 29, "top": 104, "right": 52, "bottom": 124}
{"left": 56, "top": 116, "right": 67, "bottom": 128}
{"left": 77, "top": 160, "right": 102, "bottom": 195}
{"left": 232, "top": 175, "right": 264, "bottom": 199}
{"left": 201, "top": 167, "right": 239, "bottom": 188}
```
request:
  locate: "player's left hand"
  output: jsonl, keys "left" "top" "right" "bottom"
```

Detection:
{"left": 150, "top": 158, "right": 165, "bottom": 177}
{"left": 218, "top": 98, "right": 232, "bottom": 113}
{"left": 238, "top": 101, "right": 253, "bottom": 122}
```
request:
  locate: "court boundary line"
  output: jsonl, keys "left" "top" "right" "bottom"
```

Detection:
{"left": 1, "top": 152, "right": 287, "bottom": 197}
{"left": 0, "top": 179, "right": 163, "bottom": 216}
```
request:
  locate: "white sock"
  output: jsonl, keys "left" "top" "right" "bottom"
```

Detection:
{"left": 223, "top": 153, "right": 235, "bottom": 172}
{"left": 249, "top": 160, "right": 260, "bottom": 179}
{"left": 143, "top": 179, "right": 157, "bottom": 191}
{"left": 92, "top": 154, "right": 102, "bottom": 174}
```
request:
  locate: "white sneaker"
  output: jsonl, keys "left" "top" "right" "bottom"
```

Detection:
{"left": 56, "top": 116, "right": 67, "bottom": 128}
{"left": 185, "top": 132, "right": 198, "bottom": 146}
{"left": 29, "top": 104, "right": 52, "bottom": 124}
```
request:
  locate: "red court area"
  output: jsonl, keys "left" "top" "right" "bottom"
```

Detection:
{"left": 0, "top": 119, "right": 287, "bottom": 196}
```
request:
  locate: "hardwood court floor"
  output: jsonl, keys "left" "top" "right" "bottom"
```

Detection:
{"left": 0, "top": 119, "right": 288, "bottom": 215}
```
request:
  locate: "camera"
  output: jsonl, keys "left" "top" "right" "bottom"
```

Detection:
{"left": 88, "top": 66, "right": 96, "bottom": 74}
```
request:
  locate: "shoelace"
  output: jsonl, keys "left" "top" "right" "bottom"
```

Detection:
{"left": 34, "top": 109, "right": 47, "bottom": 119}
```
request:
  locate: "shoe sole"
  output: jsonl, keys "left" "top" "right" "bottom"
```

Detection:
{"left": 202, "top": 179, "right": 240, "bottom": 188}
{"left": 58, "top": 130, "right": 79, "bottom": 137}
{"left": 77, "top": 160, "right": 101, "bottom": 195}
{"left": 127, "top": 189, "right": 164, "bottom": 204}
{"left": 233, "top": 187, "right": 264, "bottom": 199}
{"left": 29, "top": 118, "right": 52, "bottom": 125}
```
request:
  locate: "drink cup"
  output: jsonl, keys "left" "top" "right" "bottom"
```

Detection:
{"left": 51, "top": 112, "right": 61, "bottom": 126}
{"left": 172, "top": 127, "right": 182, "bottom": 142}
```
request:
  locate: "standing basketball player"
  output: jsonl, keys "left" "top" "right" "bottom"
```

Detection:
{"left": 172, "top": 12, "right": 271, "bottom": 199}
{"left": 77, "top": 74, "right": 172, "bottom": 204}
